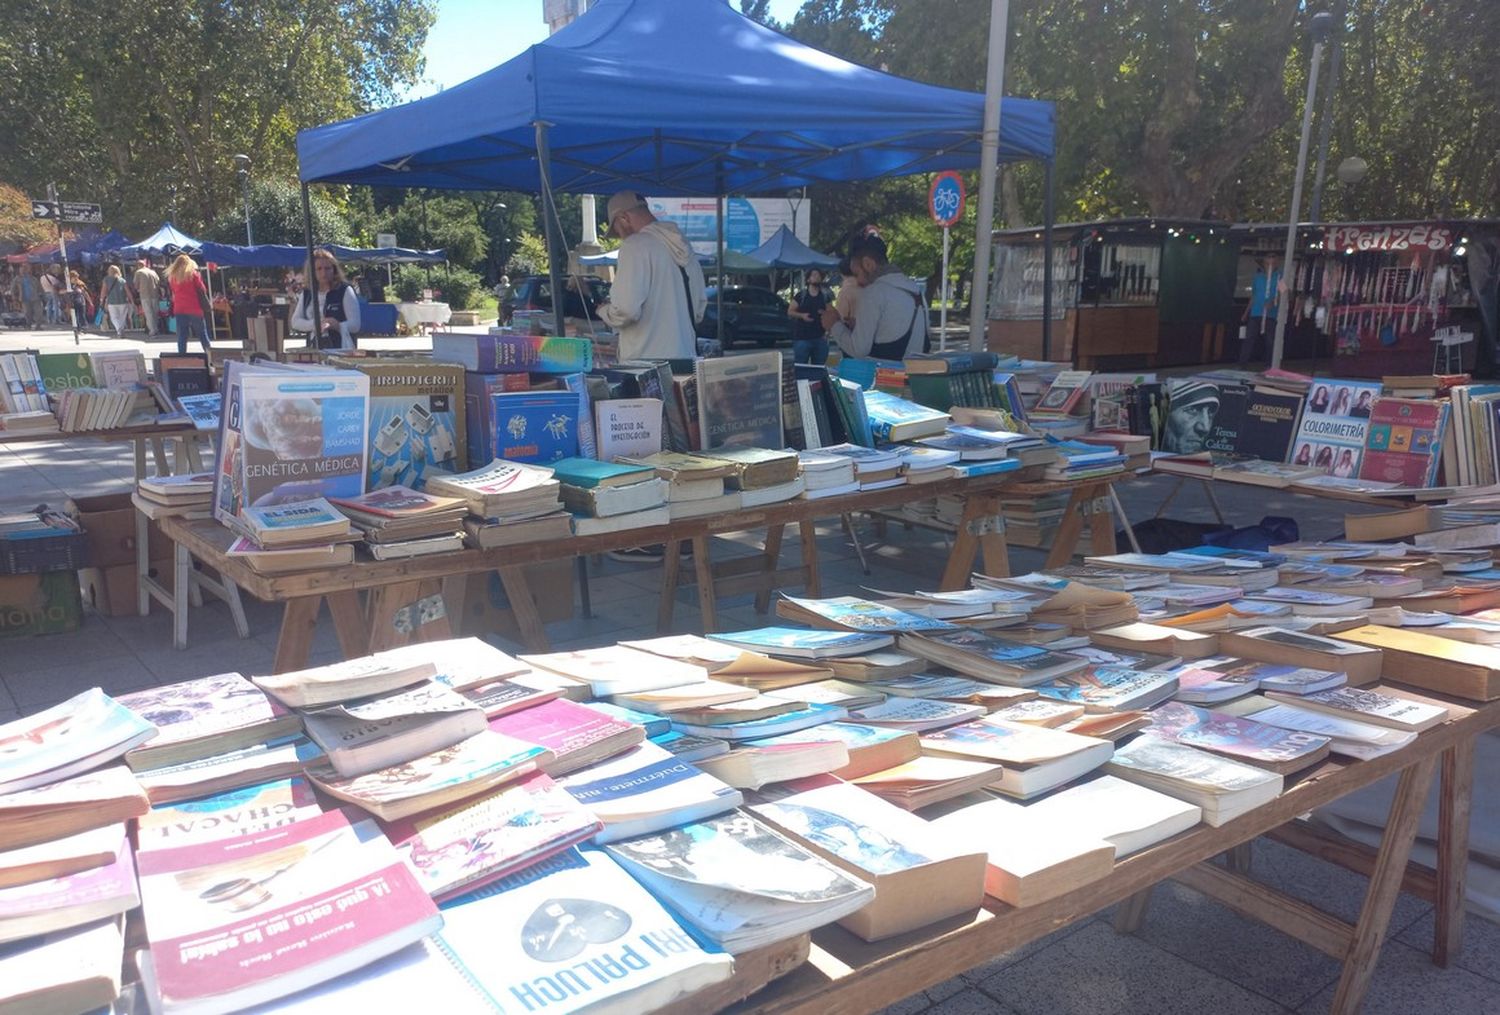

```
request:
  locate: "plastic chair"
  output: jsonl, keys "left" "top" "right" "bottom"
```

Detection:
{"left": 1431, "top": 325, "right": 1473, "bottom": 373}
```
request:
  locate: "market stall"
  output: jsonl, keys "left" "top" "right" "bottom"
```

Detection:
{"left": 1235, "top": 219, "right": 1500, "bottom": 376}
{"left": 987, "top": 218, "right": 1240, "bottom": 368}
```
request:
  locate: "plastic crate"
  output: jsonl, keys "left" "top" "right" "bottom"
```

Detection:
{"left": 0, "top": 530, "right": 91, "bottom": 575}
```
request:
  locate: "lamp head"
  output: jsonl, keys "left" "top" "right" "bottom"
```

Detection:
{"left": 1308, "top": 11, "right": 1335, "bottom": 43}
{"left": 1336, "top": 156, "right": 1368, "bottom": 185}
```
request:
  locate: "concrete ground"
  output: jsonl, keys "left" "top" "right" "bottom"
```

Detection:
{"left": 0, "top": 324, "right": 1494, "bottom": 1014}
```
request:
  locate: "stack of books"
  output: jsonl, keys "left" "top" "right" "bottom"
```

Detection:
{"left": 425, "top": 459, "right": 570, "bottom": 549}
{"left": 623, "top": 450, "right": 737, "bottom": 506}
{"left": 224, "top": 497, "right": 358, "bottom": 574}
{"left": 703, "top": 446, "right": 804, "bottom": 506}
{"left": 823, "top": 443, "right": 904, "bottom": 490}
{"left": 0, "top": 409, "right": 58, "bottom": 433}
{"left": 798, "top": 449, "right": 859, "bottom": 499}
{"left": 552, "top": 457, "right": 670, "bottom": 533}
{"left": 134, "top": 472, "right": 214, "bottom": 519}
{"left": 329, "top": 485, "right": 468, "bottom": 560}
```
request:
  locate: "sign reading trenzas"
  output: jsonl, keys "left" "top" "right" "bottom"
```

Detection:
{"left": 929, "top": 172, "right": 965, "bottom": 228}
{"left": 1326, "top": 224, "right": 1452, "bottom": 252}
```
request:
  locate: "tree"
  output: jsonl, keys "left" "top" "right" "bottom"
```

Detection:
{"left": 0, "top": 183, "right": 51, "bottom": 247}
{"left": 204, "top": 179, "right": 351, "bottom": 246}
{"left": 387, "top": 193, "right": 488, "bottom": 270}
{"left": 0, "top": 0, "right": 435, "bottom": 235}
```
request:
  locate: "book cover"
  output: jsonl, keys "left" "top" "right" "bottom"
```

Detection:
{"left": 1358, "top": 397, "right": 1449, "bottom": 488}
{"left": 434, "top": 848, "right": 732, "bottom": 1012}
{"left": 487, "top": 698, "right": 644, "bottom": 770}
{"left": 1289, "top": 379, "right": 1380, "bottom": 476}
{"left": 489, "top": 390, "right": 581, "bottom": 464}
{"left": 117, "top": 672, "right": 295, "bottom": 761}
{"left": 1107, "top": 736, "right": 1283, "bottom": 797}
{"left": 920, "top": 716, "right": 1106, "bottom": 766}
{"left": 1144, "top": 701, "right": 1331, "bottom": 769}
{"left": 1033, "top": 667, "right": 1178, "bottom": 712}
{"left": 695, "top": 352, "right": 784, "bottom": 451}
{"left": 303, "top": 683, "right": 486, "bottom": 777}
{"left": 240, "top": 496, "right": 347, "bottom": 535}
{"left": 337, "top": 360, "right": 466, "bottom": 490}
{"left": 519, "top": 646, "right": 709, "bottom": 696}
{"left": 0, "top": 833, "right": 137, "bottom": 945}
{"left": 1202, "top": 383, "right": 1248, "bottom": 454}
{"left": 177, "top": 392, "right": 221, "bottom": 431}
{"left": 595, "top": 398, "right": 664, "bottom": 462}
{"left": 431, "top": 333, "right": 592, "bottom": 374}
{"left": 549, "top": 457, "right": 655, "bottom": 490}
{"left": 328, "top": 485, "right": 465, "bottom": 521}
{"left": 780, "top": 595, "right": 959, "bottom": 633}
{"left": 463, "top": 370, "right": 532, "bottom": 464}
{"left": 0, "top": 689, "right": 157, "bottom": 796}
{"left": 213, "top": 361, "right": 370, "bottom": 523}
{"left": 862, "top": 390, "right": 950, "bottom": 443}
{"left": 1236, "top": 387, "right": 1303, "bottom": 462}
{"left": 381, "top": 772, "right": 600, "bottom": 902}
{"left": 134, "top": 778, "right": 324, "bottom": 849}
{"left": 90, "top": 350, "right": 147, "bottom": 389}
{"left": 34, "top": 352, "right": 97, "bottom": 393}
{"left": 707, "top": 626, "right": 894, "bottom": 657}
{"left": 556, "top": 742, "right": 741, "bottom": 841}
{"left": 136, "top": 809, "right": 441, "bottom": 1013}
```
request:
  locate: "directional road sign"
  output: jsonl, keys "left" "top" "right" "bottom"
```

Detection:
{"left": 30, "top": 200, "right": 59, "bottom": 220}
{"left": 60, "top": 202, "right": 103, "bottom": 224}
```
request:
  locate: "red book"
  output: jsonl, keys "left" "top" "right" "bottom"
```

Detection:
{"left": 136, "top": 808, "right": 441, "bottom": 1013}
{"left": 1357, "top": 397, "right": 1449, "bottom": 488}
{"left": 487, "top": 698, "right": 644, "bottom": 776}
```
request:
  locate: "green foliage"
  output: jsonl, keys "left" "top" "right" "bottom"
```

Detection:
{"left": 0, "top": 0, "right": 436, "bottom": 234}
{"left": 395, "top": 264, "right": 484, "bottom": 310}
{"left": 508, "top": 233, "right": 551, "bottom": 277}
{"left": 387, "top": 193, "right": 488, "bottom": 268}
{"left": 205, "top": 179, "right": 350, "bottom": 246}
{"left": 391, "top": 268, "right": 425, "bottom": 302}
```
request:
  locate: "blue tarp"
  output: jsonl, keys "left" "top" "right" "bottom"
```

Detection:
{"left": 197, "top": 242, "right": 306, "bottom": 268}
{"left": 325, "top": 244, "right": 446, "bottom": 264}
{"left": 121, "top": 223, "right": 204, "bottom": 258}
{"left": 296, "top": 0, "right": 1054, "bottom": 195}
{"left": 748, "top": 225, "right": 839, "bottom": 269}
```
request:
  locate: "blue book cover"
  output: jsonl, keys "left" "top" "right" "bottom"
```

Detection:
{"left": 781, "top": 595, "right": 960, "bottom": 633}
{"left": 671, "top": 702, "right": 847, "bottom": 741}
{"left": 952, "top": 459, "right": 1022, "bottom": 478}
{"left": 707, "top": 627, "right": 894, "bottom": 654}
{"left": 550, "top": 457, "right": 654, "bottom": 489}
{"left": 490, "top": 390, "right": 581, "bottom": 464}
{"left": 862, "top": 390, "right": 950, "bottom": 442}
{"left": 581, "top": 700, "right": 671, "bottom": 738}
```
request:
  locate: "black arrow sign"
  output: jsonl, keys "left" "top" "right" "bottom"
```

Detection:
{"left": 30, "top": 200, "right": 59, "bottom": 220}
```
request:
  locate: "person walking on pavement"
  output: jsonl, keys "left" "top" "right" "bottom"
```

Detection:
{"left": 788, "top": 268, "right": 831, "bottom": 365}
{"left": 99, "top": 265, "right": 132, "bottom": 337}
{"left": 10, "top": 265, "right": 44, "bottom": 328}
{"left": 166, "top": 254, "right": 213, "bottom": 353}
{"left": 39, "top": 266, "right": 62, "bottom": 324}
{"left": 596, "top": 190, "right": 706, "bottom": 361}
{"left": 132, "top": 258, "right": 163, "bottom": 336}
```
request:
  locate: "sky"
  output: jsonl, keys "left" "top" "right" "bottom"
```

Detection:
{"left": 405, "top": 0, "right": 806, "bottom": 100}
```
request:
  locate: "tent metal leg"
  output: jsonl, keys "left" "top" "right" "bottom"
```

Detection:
{"left": 533, "top": 121, "right": 568, "bottom": 340}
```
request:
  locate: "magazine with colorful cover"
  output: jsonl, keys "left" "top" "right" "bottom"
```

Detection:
{"left": 213, "top": 361, "right": 370, "bottom": 523}
{"left": 136, "top": 808, "right": 441, "bottom": 1013}
{"left": 380, "top": 772, "right": 601, "bottom": 902}
{"left": 0, "top": 689, "right": 157, "bottom": 795}
{"left": 117, "top": 673, "right": 299, "bottom": 767}
{"left": 434, "top": 848, "right": 733, "bottom": 1012}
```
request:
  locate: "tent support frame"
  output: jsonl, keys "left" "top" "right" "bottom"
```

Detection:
{"left": 534, "top": 121, "right": 569, "bottom": 340}
{"left": 301, "top": 183, "right": 319, "bottom": 346}
{"left": 1043, "top": 157, "right": 1055, "bottom": 361}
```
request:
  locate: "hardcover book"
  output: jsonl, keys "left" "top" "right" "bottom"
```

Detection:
{"left": 213, "top": 361, "right": 370, "bottom": 523}
{"left": 695, "top": 352, "right": 784, "bottom": 451}
{"left": 487, "top": 390, "right": 581, "bottom": 465}
{"left": 1357, "top": 396, "right": 1449, "bottom": 488}
{"left": 136, "top": 809, "right": 442, "bottom": 1013}
{"left": 431, "top": 332, "right": 592, "bottom": 374}
{"left": 335, "top": 359, "right": 466, "bottom": 489}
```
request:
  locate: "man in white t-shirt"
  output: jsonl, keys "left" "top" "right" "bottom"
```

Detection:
{"left": 596, "top": 191, "right": 706, "bottom": 361}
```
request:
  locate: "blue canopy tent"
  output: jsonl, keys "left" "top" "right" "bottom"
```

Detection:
{"left": 748, "top": 226, "right": 839, "bottom": 271}
{"left": 77, "top": 229, "right": 130, "bottom": 265}
{"left": 325, "top": 244, "right": 446, "bottom": 265}
{"left": 295, "top": 0, "right": 1057, "bottom": 341}
{"left": 197, "top": 242, "right": 306, "bottom": 269}
{"left": 121, "top": 223, "right": 204, "bottom": 258}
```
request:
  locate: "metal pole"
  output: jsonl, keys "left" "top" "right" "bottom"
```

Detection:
{"left": 939, "top": 226, "right": 950, "bottom": 350}
{"left": 1272, "top": 19, "right": 1331, "bottom": 370}
{"left": 240, "top": 171, "right": 254, "bottom": 246}
{"left": 715, "top": 165, "right": 726, "bottom": 348}
{"left": 533, "top": 122, "right": 567, "bottom": 339}
{"left": 1042, "top": 157, "right": 1055, "bottom": 361}
{"left": 49, "top": 183, "right": 80, "bottom": 345}
{"left": 301, "top": 183, "right": 319, "bottom": 346}
{"left": 968, "top": 0, "right": 1011, "bottom": 351}
{"left": 1309, "top": 0, "right": 1346, "bottom": 224}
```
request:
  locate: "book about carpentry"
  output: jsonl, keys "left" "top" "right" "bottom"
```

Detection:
{"left": 135, "top": 808, "right": 441, "bottom": 1013}
{"left": 380, "top": 772, "right": 600, "bottom": 902}
{"left": 0, "top": 833, "right": 138, "bottom": 946}
{"left": 0, "top": 689, "right": 158, "bottom": 796}
{"left": 1105, "top": 736, "right": 1283, "bottom": 826}
{"left": 695, "top": 352, "right": 784, "bottom": 451}
{"left": 604, "top": 810, "right": 875, "bottom": 953}
{"left": 1357, "top": 396, "right": 1449, "bottom": 488}
{"left": 1142, "top": 701, "right": 1331, "bottom": 774}
{"left": 334, "top": 359, "right": 466, "bottom": 490}
{"left": 749, "top": 775, "right": 988, "bottom": 941}
{"left": 134, "top": 778, "right": 325, "bottom": 849}
{"left": 1289, "top": 378, "right": 1380, "bottom": 476}
{"left": 433, "top": 848, "right": 733, "bottom": 1013}
{"left": 556, "top": 741, "right": 742, "bottom": 843}
{"left": 213, "top": 361, "right": 370, "bottom": 524}
{"left": 117, "top": 673, "right": 300, "bottom": 770}
{"left": 431, "top": 332, "right": 593, "bottom": 374}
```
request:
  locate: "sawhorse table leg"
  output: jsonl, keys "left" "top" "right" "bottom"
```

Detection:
{"left": 940, "top": 494, "right": 1008, "bottom": 591}
{"left": 498, "top": 565, "right": 551, "bottom": 652}
{"left": 365, "top": 579, "right": 452, "bottom": 654}
{"left": 1434, "top": 739, "right": 1475, "bottom": 967}
{"left": 1044, "top": 483, "right": 1116, "bottom": 568}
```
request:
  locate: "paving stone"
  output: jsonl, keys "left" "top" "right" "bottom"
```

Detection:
{"left": 1295, "top": 937, "right": 1500, "bottom": 1014}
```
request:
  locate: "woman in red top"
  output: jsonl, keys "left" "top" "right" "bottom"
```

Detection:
{"left": 166, "top": 254, "right": 212, "bottom": 354}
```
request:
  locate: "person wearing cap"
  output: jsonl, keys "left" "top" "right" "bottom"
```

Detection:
{"left": 596, "top": 191, "right": 706, "bottom": 361}
{"left": 819, "top": 232, "right": 927, "bottom": 360}
{"left": 1162, "top": 378, "right": 1220, "bottom": 454}
{"left": 132, "top": 258, "right": 162, "bottom": 337}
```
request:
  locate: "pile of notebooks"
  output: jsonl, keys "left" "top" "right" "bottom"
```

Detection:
{"left": 329, "top": 485, "right": 469, "bottom": 560}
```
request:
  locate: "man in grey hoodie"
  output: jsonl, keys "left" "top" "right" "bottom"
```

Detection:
{"left": 597, "top": 191, "right": 707, "bottom": 360}
{"left": 820, "top": 232, "right": 927, "bottom": 359}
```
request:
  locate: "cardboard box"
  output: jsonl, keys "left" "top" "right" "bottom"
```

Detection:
{"left": 79, "top": 559, "right": 173, "bottom": 618}
{"left": 67, "top": 494, "right": 169, "bottom": 569}
{"left": 0, "top": 571, "right": 83, "bottom": 638}
{"left": 450, "top": 560, "right": 574, "bottom": 642}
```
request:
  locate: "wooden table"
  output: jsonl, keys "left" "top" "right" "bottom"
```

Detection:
{"left": 0, "top": 420, "right": 203, "bottom": 482}
{"left": 156, "top": 472, "right": 1124, "bottom": 668}
{"left": 726, "top": 695, "right": 1498, "bottom": 1015}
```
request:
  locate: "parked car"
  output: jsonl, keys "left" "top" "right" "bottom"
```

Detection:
{"left": 696, "top": 285, "right": 792, "bottom": 348}
{"left": 503, "top": 275, "right": 610, "bottom": 322}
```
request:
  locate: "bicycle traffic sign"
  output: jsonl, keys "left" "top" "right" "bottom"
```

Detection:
{"left": 928, "top": 172, "right": 965, "bottom": 228}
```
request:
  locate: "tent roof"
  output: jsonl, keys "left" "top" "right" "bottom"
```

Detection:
{"left": 121, "top": 223, "right": 203, "bottom": 257}
{"left": 296, "top": 0, "right": 1054, "bottom": 195}
{"left": 325, "top": 244, "right": 446, "bottom": 264}
{"left": 748, "top": 225, "right": 839, "bottom": 269}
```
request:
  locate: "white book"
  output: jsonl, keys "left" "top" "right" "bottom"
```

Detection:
{"left": 1246, "top": 702, "right": 1416, "bottom": 761}
{"left": 594, "top": 397, "right": 664, "bottom": 461}
{"left": 0, "top": 916, "right": 123, "bottom": 1014}
{"left": 573, "top": 504, "right": 671, "bottom": 535}
{"left": 929, "top": 797, "right": 1115, "bottom": 907}
{"left": 1263, "top": 685, "right": 1449, "bottom": 732}
{"left": 741, "top": 476, "right": 806, "bottom": 507}
{"left": 847, "top": 697, "right": 985, "bottom": 732}
{"left": 1025, "top": 775, "right": 1202, "bottom": 857}
{"left": 801, "top": 480, "right": 861, "bottom": 500}
{"left": 1105, "top": 736, "right": 1282, "bottom": 826}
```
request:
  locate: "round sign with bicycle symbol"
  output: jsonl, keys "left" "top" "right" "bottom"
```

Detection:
{"left": 928, "top": 171, "right": 965, "bottom": 227}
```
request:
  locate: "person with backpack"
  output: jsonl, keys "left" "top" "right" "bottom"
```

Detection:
{"left": 819, "top": 232, "right": 927, "bottom": 359}
{"left": 99, "top": 265, "right": 133, "bottom": 336}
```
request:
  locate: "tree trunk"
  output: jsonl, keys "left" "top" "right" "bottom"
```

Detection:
{"left": 1000, "top": 165, "right": 1025, "bottom": 228}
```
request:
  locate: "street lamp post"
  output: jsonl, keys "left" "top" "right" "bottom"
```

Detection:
{"left": 232, "top": 154, "right": 253, "bottom": 246}
{"left": 1270, "top": 11, "right": 1334, "bottom": 370}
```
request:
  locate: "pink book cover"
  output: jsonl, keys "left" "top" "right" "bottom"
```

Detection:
{"left": 137, "top": 808, "right": 440, "bottom": 1007}
{"left": 0, "top": 832, "right": 136, "bottom": 918}
{"left": 487, "top": 698, "right": 639, "bottom": 759}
